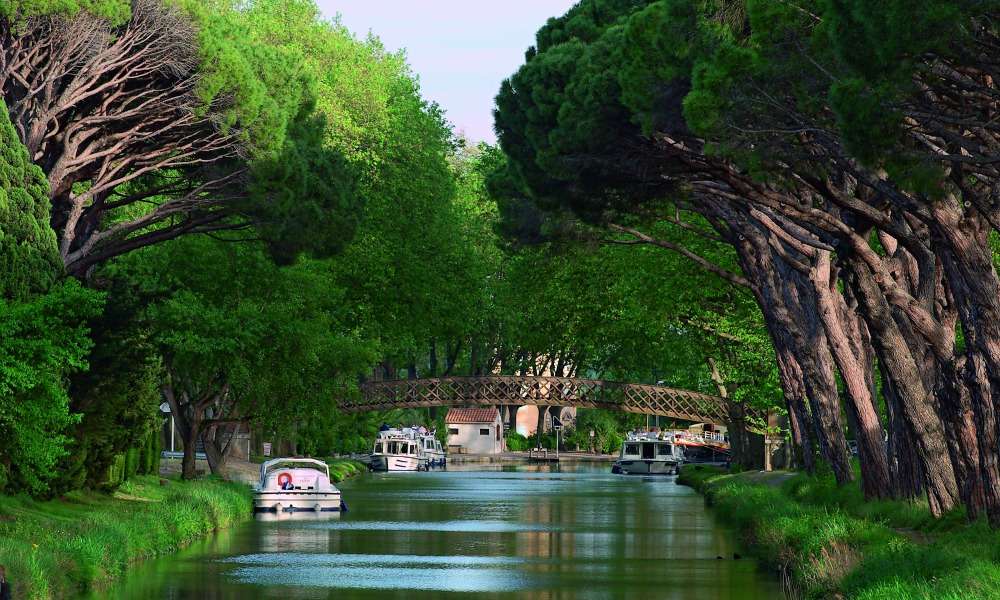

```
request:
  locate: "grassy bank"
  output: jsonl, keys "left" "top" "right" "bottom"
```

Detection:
{"left": 326, "top": 458, "right": 366, "bottom": 482}
{"left": 678, "top": 465, "right": 1000, "bottom": 599}
{"left": 0, "top": 475, "right": 252, "bottom": 599}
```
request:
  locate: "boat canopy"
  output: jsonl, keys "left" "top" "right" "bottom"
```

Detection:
{"left": 259, "top": 458, "right": 330, "bottom": 484}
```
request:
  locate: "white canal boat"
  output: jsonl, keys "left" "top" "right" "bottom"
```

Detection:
{"left": 418, "top": 432, "right": 446, "bottom": 468}
{"left": 371, "top": 429, "right": 421, "bottom": 471}
{"left": 253, "top": 458, "right": 344, "bottom": 514}
{"left": 613, "top": 432, "right": 684, "bottom": 475}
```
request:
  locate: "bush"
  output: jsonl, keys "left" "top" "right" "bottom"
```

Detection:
{"left": 505, "top": 432, "right": 531, "bottom": 451}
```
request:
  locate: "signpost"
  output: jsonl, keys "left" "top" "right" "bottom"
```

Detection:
{"left": 552, "top": 417, "right": 563, "bottom": 460}
{"left": 262, "top": 442, "right": 272, "bottom": 457}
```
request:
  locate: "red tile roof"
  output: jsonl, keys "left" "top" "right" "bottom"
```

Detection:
{"left": 445, "top": 408, "right": 500, "bottom": 424}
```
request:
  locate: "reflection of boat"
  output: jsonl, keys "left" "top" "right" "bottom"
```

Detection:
{"left": 253, "top": 458, "right": 344, "bottom": 513}
{"left": 255, "top": 508, "right": 343, "bottom": 523}
{"left": 613, "top": 432, "right": 684, "bottom": 475}
{"left": 371, "top": 429, "right": 421, "bottom": 471}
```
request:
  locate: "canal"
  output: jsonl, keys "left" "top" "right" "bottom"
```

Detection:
{"left": 94, "top": 464, "right": 783, "bottom": 599}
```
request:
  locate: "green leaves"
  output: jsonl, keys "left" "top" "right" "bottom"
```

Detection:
{"left": 0, "top": 281, "right": 103, "bottom": 494}
{"left": 0, "top": 0, "right": 129, "bottom": 22}
{"left": 0, "top": 100, "right": 103, "bottom": 494}
{"left": 0, "top": 101, "right": 60, "bottom": 301}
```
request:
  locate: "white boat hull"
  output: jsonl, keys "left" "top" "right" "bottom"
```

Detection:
{"left": 617, "top": 459, "right": 680, "bottom": 475}
{"left": 420, "top": 451, "right": 447, "bottom": 468}
{"left": 371, "top": 454, "right": 420, "bottom": 471}
{"left": 253, "top": 490, "right": 343, "bottom": 513}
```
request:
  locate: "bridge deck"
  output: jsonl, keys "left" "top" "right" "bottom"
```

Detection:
{"left": 343, "top": 376, "right": 764, "bottom": 427}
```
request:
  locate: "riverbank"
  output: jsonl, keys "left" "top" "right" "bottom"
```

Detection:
{"left": 0, "top": 475, "right": 251, "bottom": 599}
{"left": 678, "top": 465, "right": 1000, "bottom": 599}
{"left": 0, "top": 456, "right": 368, "bottom": 599}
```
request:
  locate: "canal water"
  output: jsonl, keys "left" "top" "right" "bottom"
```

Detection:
{"left": 95, "top": 464, "right": 783, "bottom": 599}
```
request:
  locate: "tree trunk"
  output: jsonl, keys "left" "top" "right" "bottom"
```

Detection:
{"left": 847, "top": 255, "right": 960, "bottom": 515}
{"left": 932, "top": 204, "right": 998, "bottom": 522}
{"left": 429, "top": 340, "right": 438, "bottom": 377}
{"left": 775, "top": 345, "right": 816, "bottom": 473}
{"left": 813, "top": 252, "right": 891, "bottom": 498}
{"left": 508, "top": 405, "right": 520, "bottom": 433}
{"left": 535, "top": 406, "right": 548, "bottom": 448}
{"left": 732, "top": 218, "right": 852, "bottom": 483}
{"left": 881, "top": 364, "right": 925, "bottom": 500}
{"left": 202, "top": 423, "right": 235, "bottom": 477}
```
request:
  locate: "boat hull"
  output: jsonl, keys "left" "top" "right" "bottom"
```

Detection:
{"left": 420, "top": 451, "right": 447, "bottom": 468}
{"left": 253, "top": 490, "right": 343, "bottom": 513}
{"left": 616, "top": 459, "right": 680, "bottom": 475}
{"left": 370, "top": 454, "right": 420, "bottom": 472}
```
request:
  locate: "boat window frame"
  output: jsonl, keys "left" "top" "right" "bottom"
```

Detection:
{"left": 641, "top": 442, "right": 656, "bottom": 460}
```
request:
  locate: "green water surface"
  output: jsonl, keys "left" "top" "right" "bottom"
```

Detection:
{"left": 94, "top": 463, "right": 783, "bottom": 599}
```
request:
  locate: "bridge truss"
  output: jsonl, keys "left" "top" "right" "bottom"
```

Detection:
{"left": 344, "top": 376, "right": 765, "bottom": 427}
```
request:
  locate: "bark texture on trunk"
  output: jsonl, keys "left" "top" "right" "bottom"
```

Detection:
{"left": 931, "top": 204, "right": 999, "bottom": 523}
{"left": 847, "top": 256, "right": 960, "bottom": 515}
{"left": 732, "top": 215, "right": 852, "bottom": 484}
{"left": 812, "top": 252, "right": 891, "bottom": 498}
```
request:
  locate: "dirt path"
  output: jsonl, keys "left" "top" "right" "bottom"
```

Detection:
{"left": 159, "top": 457, "right": 259, "bottom": 486}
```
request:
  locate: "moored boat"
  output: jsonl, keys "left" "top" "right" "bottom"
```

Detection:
{"left": 418, "top": 432, "right": 446, "bottom": 468}
{"left": 371, "top": 429, "right": 421, "bottom": 471}
{"left": 613, "top": 432, "right": 684, "bottom": 475}
{"left": 253, "top": 458, "right": 344, "bottom": 513}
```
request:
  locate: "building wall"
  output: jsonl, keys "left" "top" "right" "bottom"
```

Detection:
{"left": 447, "top": 419, "right": 502, "bottom": 454}
{"left": 515, "top": 406, "right": 577, "bottom": 437}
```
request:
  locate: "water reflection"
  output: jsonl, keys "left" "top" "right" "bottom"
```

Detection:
{"left": 94, "top": 464, "right": 783, "bottom": 599}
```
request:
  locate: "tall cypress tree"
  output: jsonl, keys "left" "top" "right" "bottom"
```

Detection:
{"left": 0, "top": 99, "right": 61, "bottom": 299}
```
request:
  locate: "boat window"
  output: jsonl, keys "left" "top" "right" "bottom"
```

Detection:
{"left": 374, "top": 442, "right": 383, "bottom": 453}
{"left": 389, "top": 441, "right": 399, "bottom": 454}
{"left": 624, "top": 443, "right": 639, "bottom": 456}
{"left": 657, "top": 444, "right": 673, "bottom": 457}
{"left": 641, "top": 443, "right": 655, "bottom": 460}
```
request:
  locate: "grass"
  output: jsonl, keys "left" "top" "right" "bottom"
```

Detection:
{"left": 326, "top": 458, "right": 366, "bottom": 482}
{"left": 0, "top": 475, "right": 252, "bottom": 599}
{"left": 678, "top": 465, "right": 1000, "bottom": 599}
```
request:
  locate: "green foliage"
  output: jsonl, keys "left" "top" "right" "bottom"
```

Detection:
{"left": 54, "top": 276, "right": 162, "bottom": 494}
{"left": 0, "top": 476, "right": 251, "bottom": 599}
{"left": 505, "top": 432, "right": 531, "bottom": 451}
{"left": 0, "top": 100, "right": 60, "bottom": 301}
{"left": 564, "top": 409, "right": 630, "bottom": 453}
{"left": 249, "top": 112, "right": 361, "bottom": 263}
{"left": 0, "top": 99, "right": 103, "bottom": 495}
{"left": 0, "top": 0, "right": 129, "bottom": 22}
{"left": 0, "top": 282, "right": 102, "bottom": 494}
{"left": 325, "top": 459, "right": 366, "bottom": 482}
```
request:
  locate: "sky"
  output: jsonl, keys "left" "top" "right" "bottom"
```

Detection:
{"left": 315, "top": 1, "right": 578, "bottom": 144}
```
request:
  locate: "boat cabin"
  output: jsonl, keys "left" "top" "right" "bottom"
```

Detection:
{"left": 621, "top": 439, "right": 676, "bottom": 460}
{"left": 373, "top": 438, "right": 419, "bottom": 457}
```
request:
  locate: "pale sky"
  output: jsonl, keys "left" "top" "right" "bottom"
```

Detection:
{"left": 315, "top": 1, "right": 579, "bottom": 144}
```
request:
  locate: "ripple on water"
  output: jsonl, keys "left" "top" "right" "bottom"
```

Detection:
{"left": 226, "top": 564, "right": 534, "bottom": 592}
{"left": 301, "top": 519, "right": 556, "bottom": 533}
